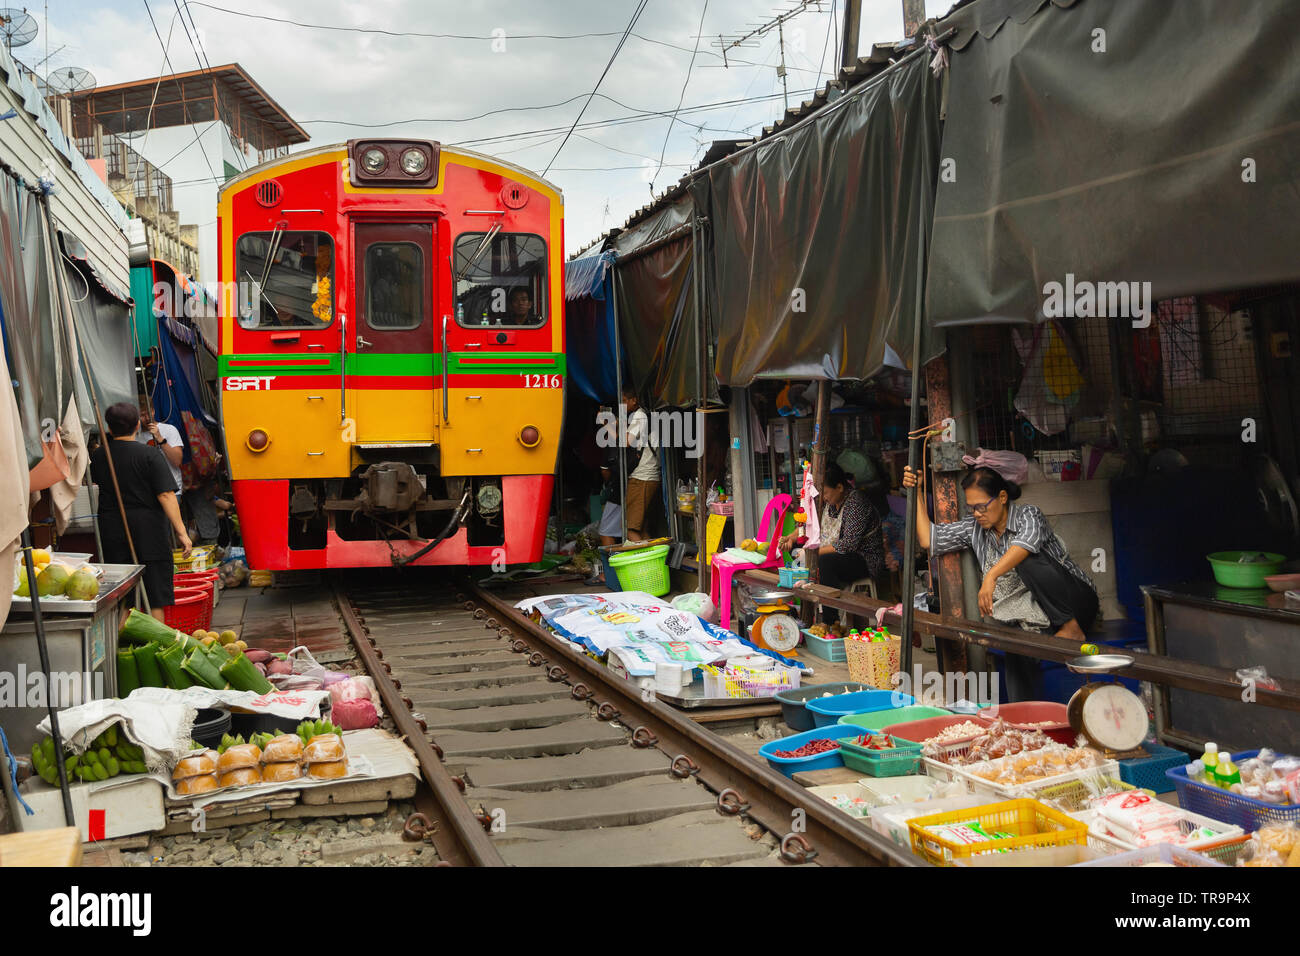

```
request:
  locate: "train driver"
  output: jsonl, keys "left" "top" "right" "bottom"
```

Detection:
{"left": 503, "top": 286, "right": 540, "bottom": 326}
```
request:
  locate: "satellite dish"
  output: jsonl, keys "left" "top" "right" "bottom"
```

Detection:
{"left": 0, "top": 8, "right": 37, "bottom": 50}
{"left": 45, "top": 66, "right": 95, "bottom": 95}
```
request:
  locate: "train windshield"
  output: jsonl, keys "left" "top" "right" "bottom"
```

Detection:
{"left": 235, "top": 231, "right": 334, "bottom": 329}
{"left": 453, "top": 232, "right": 546, "bottom": 328}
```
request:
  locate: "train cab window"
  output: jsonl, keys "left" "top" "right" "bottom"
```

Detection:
{"left": 453, "top": 232, "right": 546, "bottom": 329}
{"left": 236, "top": 231, "right": 334, "bottom": 329}
{"left": 364, "top": 242, "right": 423, "bottom": 330}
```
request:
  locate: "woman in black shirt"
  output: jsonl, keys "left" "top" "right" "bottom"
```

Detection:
{"left": 91, "top": 403, "right": 192, "bottom": 618}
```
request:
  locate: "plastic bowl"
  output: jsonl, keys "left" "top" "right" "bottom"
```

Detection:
{"left": 759, "top": 724, "right": 864, "bottom": 778}
{"left": 1263, "top": 572, "right": 1300, "bottom": 593}
{"left": 805, "top": 690, "right": 915, "bottom": 728}
{"left": 1206, "top": 551, "right": 1286, "bottom": 589}
{"left": 977, "top": 701, "right": 1075, "bottom": 745}
{"left": 774, "top": 682, "right": 871, "bottom": 732}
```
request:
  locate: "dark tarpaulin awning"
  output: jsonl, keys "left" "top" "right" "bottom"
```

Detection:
{"left": 927, "top": 0, "right": 1300, "bottom": 328}
{"left": 563, "top": 249, "right": 620, "bottom": 403}
{"left": 612, "top": 196, "right": 708, "bottom": 407}
{"left": 692, "top": 51, "right": 942, "bottom": 383}
{"left": 64, "top": 257, "right": 136, "bottom": 414}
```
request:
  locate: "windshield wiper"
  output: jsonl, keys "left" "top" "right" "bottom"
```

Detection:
{"left": 455, "top": 223, "right": 501, "bottom": 285}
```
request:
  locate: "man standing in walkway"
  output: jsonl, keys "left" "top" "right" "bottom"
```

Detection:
{"left": 138, "top": 393, "right": 184, "bottom": 494}
{"left": 623, "top": 385, "right": 660, "bottom": 542}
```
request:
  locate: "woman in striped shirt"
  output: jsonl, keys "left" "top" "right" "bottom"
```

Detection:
{"left": 902, "top": 464, "right": 1099, "bottom": 641}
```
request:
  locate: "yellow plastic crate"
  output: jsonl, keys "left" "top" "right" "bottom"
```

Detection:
{"left": 908, "top": 798, "right": 1088, "bottom": 866}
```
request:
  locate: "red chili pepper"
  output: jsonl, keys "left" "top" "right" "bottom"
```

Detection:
{"left": 773, "top": 739, "right": 842, "bottom": 758}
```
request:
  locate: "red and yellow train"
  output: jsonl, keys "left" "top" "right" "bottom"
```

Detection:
{"left": 218, "top": 139, "right": 564, "bottom": 568}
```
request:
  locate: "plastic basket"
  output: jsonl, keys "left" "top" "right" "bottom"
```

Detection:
{"left": 960, "top": 751, "right": 1121, "bottom": 801}
{"left": 839, "top": 735, "right": 924, "bottom": 777}
{"left": 1072, "top": 806, "right": 1243, "bottom": 853}
{"left": 908, "top": 798, "right": 1088, "bottom": 866}
{"left": 1074, "top": 843, "right": 1226, "bottom": 867}
{"left": 759, "top": 725, "right": 863, "bottom": 777}
{"left": 883, "top": 715, "right": 986, "bottom": 763}
{"left": 778, "top": 566, "right": 810, "bottom": 588}
{"left": 800, "top": 628, "right": 846, "bottom": 662}
{"left": 807, "top": 783, "right": 874, "bottom": 819}
{"left": 837, "top": 705, "right": 951, "bottom": 732}
{"left": 174, "top": 545, "right": 215, "bottom": 571}
{"left": 1167, "top": 750, "right": 1300, "bottom": 832}
{"left": 1118, "top": 742, "right": 1188, "bottom": 794}
{"left": 162, "top": 586, "right": 213, "bottom": 633}
{"left": 1028, "top": 775, "right": 1135, "bottom": 814}
{"left": 608, "top": 544, "right": 671, "bottom": 597}
{"left": 1193, "top": 834, "right": 1252, "bottom": 866}
{"left": 871, "top": 794, "right": 990, "bottom": 848}
{"left": 806, "top": 690, "right": 914, "bottom": 728}
{"left": 977, "top": 701, "right": 1074, "bottom": 746}
{"left": 844, "top": 634, "right": 900, "bottom": 689}
{"left": 701, "top": 662, "right": 800, "bottom": 700}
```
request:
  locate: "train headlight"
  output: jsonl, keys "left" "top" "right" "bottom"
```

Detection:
{"left": 400, "top": 147, "right": 428, "bottom": 176}
{"left": 360, "top": 148, "right": 388, "bottom": 174}
{"left": 518, "top": 425, "right": 541, "bottom": 448}
{"left": 246, "top": 429, "right": 270, "bottom": 452}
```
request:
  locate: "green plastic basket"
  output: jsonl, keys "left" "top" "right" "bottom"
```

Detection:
{"left": 608, "top": 544, "right": 672, "bottom": 596}
{"left": 839, "top": 735, "right": 923, "bottom": 777}
{"left": 837, "top": 706, "right": 952, "bottom": 731}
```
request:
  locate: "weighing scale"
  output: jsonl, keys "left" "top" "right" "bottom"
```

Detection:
{"left": 1065, "top": 653, "right": 1149, "bottom": 759}
{"left": 740, "top": 587, "right": 802, "bottom": 657}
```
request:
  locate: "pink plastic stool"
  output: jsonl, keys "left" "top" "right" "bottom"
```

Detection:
{"left": 709, "top": 493, "right": 792, "bottom": 632}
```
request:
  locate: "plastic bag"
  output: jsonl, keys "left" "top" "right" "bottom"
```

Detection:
{"left": 960, "top": 448, "right": 1029, "bottom": 485}
{"left": 332, "top": 697, "right": 378, "bottom": 730}
{"left": 671, "top": 591, "right": 717, "bottom": 623}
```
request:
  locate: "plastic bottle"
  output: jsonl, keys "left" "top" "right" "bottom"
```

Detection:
{"left": 848, "top": 629, "right": 861, "bottom": 642}
{"left": 1214, "top": 754, "right": 1241, "bottom": 789}
{"left": 1201, "top": 742, "right": 1220, "bottom": 786}
{"left": 1186, "top": 759, "right": 1208, "bottom": 784}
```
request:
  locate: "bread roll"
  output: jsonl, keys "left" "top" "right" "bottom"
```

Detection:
{"left": 262, "top": 734, "right": 303, "bottom": 764}
{"left": 307, "top": 759, "right": 347, "bottom": 780}
{"left": 172, "top": 752, "right": 216, "bottom": 780}
{"left": 304, "top": 733, "right": 345, "bottom": 763}
{"left": 218, "top": 767, "right": 263, "bottom": 788}
{"left": 176, "top": 774, "right": 218, "bottom": 795}
{"left": 217, "top": 743, "right": 263, "bottom": 772}
{"left": 262, "top": 761, "right": 303, "bottom": 783}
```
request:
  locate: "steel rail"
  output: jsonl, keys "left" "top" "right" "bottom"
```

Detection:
{"left": 333, "top": 579, "right": 506, "bottom": 867}
{"left": 468, "top": 581, "right": 924, "bottom": 867}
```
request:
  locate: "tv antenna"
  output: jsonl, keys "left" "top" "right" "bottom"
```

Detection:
{"left": 0, "top": 8, "right": 37, "bottom": 52}
{"left": 709, "top": 1, "right": 824, "bottom": 110}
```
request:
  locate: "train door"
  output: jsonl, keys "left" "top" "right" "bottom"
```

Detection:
{"left": 348, "top": 221, "right": 438, "bottom": 444}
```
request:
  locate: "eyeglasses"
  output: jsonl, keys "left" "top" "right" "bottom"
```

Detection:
{"left": 970, "top": 496, "right": 999, "bottom": 515}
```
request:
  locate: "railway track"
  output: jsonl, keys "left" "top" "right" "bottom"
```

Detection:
{"left": 335, "top": 572, "right": 922, "bottom": 868}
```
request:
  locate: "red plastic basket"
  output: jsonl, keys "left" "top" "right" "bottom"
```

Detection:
{"left": 162, "top": 586, "right": 213, "bottom": 633}
{"left": 883, "top": 715, "right": 987, "bottom": 762}
{"left": 977, "top": 701, "right": 1075, "bottom": 745}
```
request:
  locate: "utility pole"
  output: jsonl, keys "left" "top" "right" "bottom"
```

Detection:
{"left": 840, "top": 0, "right": 861, "bottom": 70}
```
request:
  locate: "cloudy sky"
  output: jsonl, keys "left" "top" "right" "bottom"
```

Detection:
{"left": 37, "top": 0, "right": 955, "bottom": 253}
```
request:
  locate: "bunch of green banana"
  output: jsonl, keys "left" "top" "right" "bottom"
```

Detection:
{"left": 217, "top": 732, "right": 247, "bottom": 754}
{"left": 295, "top": 718, "right": 342, "bottom": 743}
{"left": 248, "top": 731, "right": 286, "bottom": 750}
{"left": 29, "top": 722, "right": 149, "bottom": 785}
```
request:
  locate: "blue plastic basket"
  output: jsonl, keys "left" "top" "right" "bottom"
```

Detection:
{"left": 800, "top": 628, "right": 846, "bottom": 663}
{"left": 774, "top": 682, "right": 870, "bottom": 732}
{"left": 759, "top": 724, "right": 864, "bottom": 777}
{"left": 805, "top": 689, "right": 914, "bottom": 728}
{"left": 1167, "top": 749, "right": 1300, "bottom": 832}
{"left": 1119, "top": 742, "right": 1189, "bottom": 794}
{"left": 598, "top": 548, "right": 622, "bottom": 592}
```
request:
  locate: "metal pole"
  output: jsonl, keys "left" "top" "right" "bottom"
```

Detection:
{"left": 611, "top": 264, "right": 628, "bottom": 543}
{"left": 806, "top": 380, "right": 831, "bottom": 586}
{"left": 21, "top": 535, "right": 75, "bottom": 826}
{"left": 899, "top": 197, "right": 930, "bottom": 678}
{"left": 693, "top": 216, "right": 708, "bottom": 591}
{"left": 840, "top": 0, "right": 862, "bottom": 70}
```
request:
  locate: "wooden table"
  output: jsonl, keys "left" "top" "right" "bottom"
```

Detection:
{"left": 0, "top": 827, "right": 82, "bottom": 867}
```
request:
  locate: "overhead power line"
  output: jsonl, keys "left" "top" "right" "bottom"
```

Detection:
{"left": 542, "top": 0, "right": 648, "bottom": 177}
{"left": 652, "top": 0, "right": 709, "bottom": 191}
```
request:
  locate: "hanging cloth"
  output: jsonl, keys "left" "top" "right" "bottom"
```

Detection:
{"left": 799, "top": 467, "right": 821, "bottom": 548}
